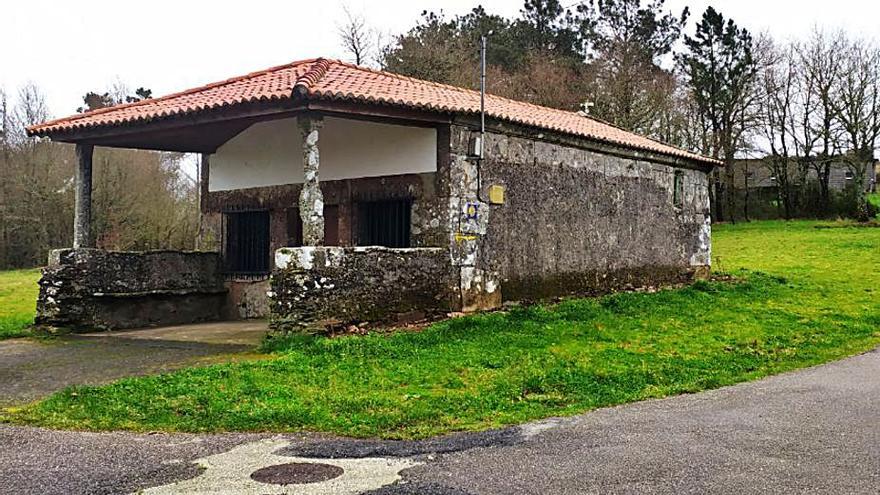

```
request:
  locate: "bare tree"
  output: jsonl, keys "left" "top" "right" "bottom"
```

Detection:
{"left": 757, "top": 40, "right": 798, "bottom": 219}
{"left": 785, "top": 41, "right": 818, "bottom": 208}
{"left": 0, "top": 89, "right": 8, "bottom": 266}
{"left": 755, "top": 32, "right": 880, "bottom": 221}
{"left": 0, "top": 81, "right": 200, "bottom": 269}
{"left": 797, "top": 29, "right": 845, "bottom": 207}
{"left": 830, "top": 37, "right": 880, "bottom": 220}
{"left": 0, "top": 89, "right": 8, "bottom": 149}
{"left": 653, "top": 74, "right": 703, "bottom": 150}
{"left": 337, "top": 5, "right": 374, "bottom": 66}
{"left": 9, "top": 83, "right": 48, "bottom": 145}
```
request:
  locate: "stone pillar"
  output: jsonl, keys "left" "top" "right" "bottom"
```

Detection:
{"left": 298, "top": 115, "right": 325, "bottom": 246}
{"left": 73, "top": 143, "right": 94, "bottom": 249}
{"left": 446, "top": 125, "right": 500, "bottom": 312}
{"left": 199, "top": 153, "right": 210, "bottom": 214}
{"left": 196, "top": 153, "right": 214, "bottom": 251}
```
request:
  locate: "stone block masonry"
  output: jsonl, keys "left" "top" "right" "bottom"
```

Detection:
{"left": 269, "top": 246, "right": 458, "bottom": 333}
{"left": 267, "top": 121, "right": 713, "bottom": 332}
{"left": 36, "top": 249, "right": 228, "bottom": 331}
{"left": 464, "top": 123, "right": 713, "bottom": 302}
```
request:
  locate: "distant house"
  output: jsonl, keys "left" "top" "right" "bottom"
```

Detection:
{"left": 726, "top": 155, "right": 877, "bottom": 220}
{"left": 27, "top": 58, "right": 719, "bottom": 332}
{"left": 875, "top": 161, "right": 880, "bottom": 190}
{"left": 732, "top": 156, "right": 877, "bottom": 193}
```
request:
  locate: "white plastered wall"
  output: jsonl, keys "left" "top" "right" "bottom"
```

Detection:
{"left": 208, "top": 116, "right": 438, "bottom": 191}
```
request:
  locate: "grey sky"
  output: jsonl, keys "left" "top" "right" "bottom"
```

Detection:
{"left": 3, "top": 0, "right": 877, "bottom": 120}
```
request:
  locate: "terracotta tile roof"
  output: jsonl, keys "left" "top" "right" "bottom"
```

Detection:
{"left": 28, "top": 58, "right": 718, "bottom": 165}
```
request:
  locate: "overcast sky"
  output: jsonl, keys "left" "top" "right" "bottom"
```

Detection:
{"left": 3, "top": 0, "right": 879, "bottom": 120}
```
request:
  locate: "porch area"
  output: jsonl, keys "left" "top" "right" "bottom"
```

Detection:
{"left": 33, "top": 108, "right": 472, "bottom": 333}
{"left": 27, "top": 59, "right": 508, "bottom": 334}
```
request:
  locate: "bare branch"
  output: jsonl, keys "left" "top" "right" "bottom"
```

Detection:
{"left": 337, "top": 5, "right": 374, "bottom": 66}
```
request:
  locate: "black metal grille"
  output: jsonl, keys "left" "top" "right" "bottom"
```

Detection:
{"left": 357, "top": 199, "right": 412, "bottom": 248}
{"left": 224, "top": 210, "right": 270, "bottom": 275}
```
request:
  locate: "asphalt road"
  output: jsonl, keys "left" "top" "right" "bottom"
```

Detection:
{"left": 398, "top": 347, "right": 880, "bottom": 494}
{"left": 2, "top": 347, "right": 878, "bottom": 494}
{"left": 0, "top": 321, "right": 265, "bottom": 406}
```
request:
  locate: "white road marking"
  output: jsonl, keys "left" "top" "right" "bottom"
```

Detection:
{"left": 519, "top": 418, "right": 564, "bottom": 439}
{"left": 141, "top": 438, "right": 419, "bottom": 494}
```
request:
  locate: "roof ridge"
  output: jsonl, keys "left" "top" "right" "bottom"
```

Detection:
{"left": 293, "top": 58, "right": 333, "bottom": 97}
{"left": 327, "top": 60, "right": 618, "bottom": 125}
{"left": 323, "top": 60, "right": 698, "bottom": 159}
{"left": 29, "top": 58, "right": 320, "bottom": 131}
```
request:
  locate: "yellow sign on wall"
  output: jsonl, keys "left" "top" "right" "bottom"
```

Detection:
{"left": 488, "top": 184, "right": 505, "bottom": 205}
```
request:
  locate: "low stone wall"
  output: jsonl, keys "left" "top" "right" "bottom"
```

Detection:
{"left": 36, "top": 249, "right": 227, "bottom": 331}
{"left": 223, "top": 279, "right": 271, "bottom": 320}
{"left": 269, "top": 246, "right": 457, "bottom": 333}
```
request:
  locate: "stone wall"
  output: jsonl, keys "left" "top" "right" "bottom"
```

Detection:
{"left": 200, "top": 118, "right": 715, "bottom": 332}
{"left": 223, "top": 279, "right": 270, "bottom": 320}
{"left": 458, "top": 124, "right": 713, "bottom": 302}
{"left": 443, "top": 126, "right": 502, "bottom": 312}
{"left": 269, "top": 246, "right": 457, "bottom": 332}
{"left": 36, "top": 249, "right": 227, "bottom": 331}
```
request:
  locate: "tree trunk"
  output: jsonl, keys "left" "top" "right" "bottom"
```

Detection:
{"left": 743, "top": 162, "right": 750, "bottom": 222}
{"left": 725, "top": 163, "right": 736, "bottom": 223}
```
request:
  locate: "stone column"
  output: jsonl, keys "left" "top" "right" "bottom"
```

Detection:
{"left": 298, "top": 115, "right": 325, "bottom": 246}
{"left": 199, "top": 153, "right": 210, "bottom": 214}
{"left": 196, "top": 153, "right": 211, "bottom": 251}
{"left": 446, "top": 125, "right": 500, "bottom": 312}
{"left": 73, "top": 143, "right": 94, "bottom": 249}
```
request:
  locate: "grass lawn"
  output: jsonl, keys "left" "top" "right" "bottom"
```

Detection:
{"left": 3, "top": 220, "right": 880, "bottom": 438}
{"left": 0, "top": 269, "right": 40, "bottom": 339}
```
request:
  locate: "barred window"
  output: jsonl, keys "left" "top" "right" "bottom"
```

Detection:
{"left": 224, "top": 210, "right": 270, "bottom": 275}
{"left": 357, "top": 199, "right": 412, "bottom": 248}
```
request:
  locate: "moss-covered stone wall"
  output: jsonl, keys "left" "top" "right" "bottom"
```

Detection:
{"left": 462, "top": 124, "right": 713, "bottom": 302}
{"left": 269, "top": 246, "right": 457, "bottom": 333}
{"left": 36, "top": 249, "right": 227, "bottom": 332}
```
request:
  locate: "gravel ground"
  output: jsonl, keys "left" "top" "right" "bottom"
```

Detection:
{"left": 1, "top": 347, "right": 877, "bottom": 494}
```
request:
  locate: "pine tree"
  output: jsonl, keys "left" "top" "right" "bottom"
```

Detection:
{"left": 679, "top": 7, "right": 757, "bottom": 222}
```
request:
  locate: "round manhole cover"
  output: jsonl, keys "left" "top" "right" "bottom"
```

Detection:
{"left": 250, "top": 462, "right": 344, "bottom": 485}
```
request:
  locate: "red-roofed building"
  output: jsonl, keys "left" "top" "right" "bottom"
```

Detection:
{"left": 30, "top": 58, "right": 717, "bottom": 332}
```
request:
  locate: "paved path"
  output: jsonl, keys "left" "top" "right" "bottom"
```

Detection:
{"left": 0, "top": 321, "right": 266, "bottom": 406}
{"left": 402, "top": 347, "right": 880, "bottom": 494}
{"left": 1, "top": 347, "right": 878, "bottom": 494}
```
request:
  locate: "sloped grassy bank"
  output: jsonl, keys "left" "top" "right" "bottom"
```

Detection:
{"left": 4, "top": 221, "right": 879, "bottom": 439}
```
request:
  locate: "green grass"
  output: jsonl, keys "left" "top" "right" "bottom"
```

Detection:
{"left": 0, "top": 269, "right": 40, "bottom": 339}
{"left": 4, "top": 221, "right": 880, "bottom": 438}
{"left": 869, "top": 192, "right": 880, "bottom": 216}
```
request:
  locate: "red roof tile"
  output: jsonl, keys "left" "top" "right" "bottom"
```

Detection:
{"left": 28, "top": 58, "right": 718, "bottom": 165}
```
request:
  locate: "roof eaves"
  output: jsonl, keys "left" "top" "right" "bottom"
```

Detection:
{"left": 26, "top": 58, "right": 321, "bottom": 136}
